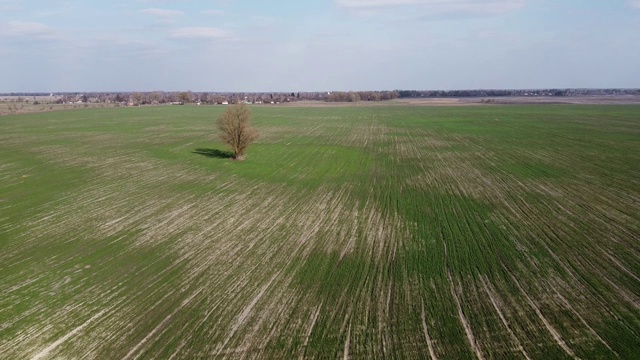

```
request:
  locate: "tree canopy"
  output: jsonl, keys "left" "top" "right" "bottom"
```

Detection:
{"left": 217, "top": 104, "right": 259, "bottom": 161}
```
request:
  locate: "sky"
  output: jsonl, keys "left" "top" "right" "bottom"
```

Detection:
{"left": 1, "top": 0, "right": 639, "bottom": 92}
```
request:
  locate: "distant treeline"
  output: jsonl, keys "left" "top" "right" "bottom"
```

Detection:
{"left": 2, "top": 88, "right": 639, "bottom": 105}
{"left": 397, "top": 88, "right": 640, "bottom": 98}
{"left": 325, "top": 91, "right": 400, "bottom": 102}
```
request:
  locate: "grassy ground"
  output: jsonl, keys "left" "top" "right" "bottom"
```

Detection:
{"left": 0, "top": 105, "right": 638, "bottom": 359}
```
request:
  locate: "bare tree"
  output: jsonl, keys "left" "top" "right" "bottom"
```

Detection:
{"left": 177, "top": 92, "right": 191, "bottom": 104}
{"left": 217, "top": 104, "right": 259, "bottom": 161}
{"left": 148, "top": 92, "right": 161, "bottom": 104}
{"left": 132, "top": 92, "right": 144, "bottom": 105}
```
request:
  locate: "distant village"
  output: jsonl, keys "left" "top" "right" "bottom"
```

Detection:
{"left": 2, "top": 88, "right": 639, "bottom": 106}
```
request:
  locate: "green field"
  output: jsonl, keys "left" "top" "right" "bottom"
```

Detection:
{"left": 1, "top": 104, "right": 639, "bottom": 359}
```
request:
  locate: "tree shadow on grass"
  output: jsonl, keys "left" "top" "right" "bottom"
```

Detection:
{"left": 192, "top": 148, "right": 234, "bottom": 159}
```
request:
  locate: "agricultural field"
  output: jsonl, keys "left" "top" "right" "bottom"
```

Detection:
{"left": 0, "top": 104, "right": 638, "bottom": 359}
{"left": 0, "top": 99, "right": 122, "bottom": 116}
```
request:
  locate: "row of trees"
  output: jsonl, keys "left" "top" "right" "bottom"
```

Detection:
{"left": 5, "top": 88, "right": 639, "bottom": 106}
{"left": 32, "top": 92, "right": 305, "bottom": 105}
{"left": 397, "top": 88, "right": 640, "bottom": 98}
{"left": 116, "top": 92, "right": 302, "bottom": 105}
{"left": 325, "top": 91, "right": 400, "bottom": 102}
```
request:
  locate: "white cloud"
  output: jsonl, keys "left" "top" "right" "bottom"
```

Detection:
{"left": 201, "top": 9, "right": 225, "bottom": 16}
{"left": 0, "top": 21, "right": 57, "bottom": 38}
{"left": 627, "top": 0, "right": 640, "bottom": 9}
{"left": 337, "top": 0, "right": 424, "bottom": 7}
{"left": 0, "top": 0, "right": 22, "bottom": 11}
{"left": 335, "top": 0, "right": 525, "bottom": 15}
{"left": 80, "top": 37, "right": 167, "bottom": 62}
{"left": 250, "top": 15, "right": 277, "bottom": 27}
{"left": 169, "top": 27, "right": 232, "bottom": 40}
{"left": 140, "top": 8, "right": 184, "bottom": 19}
{"left": 0, "top": 5, "right": 18, "bottom": 11}
{"left": 138, "top": 0, "right": 186, "bottom": 3}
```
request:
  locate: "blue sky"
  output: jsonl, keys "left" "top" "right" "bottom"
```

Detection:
{"left": 1, "top": 0, "right": 639, "bottom": 92}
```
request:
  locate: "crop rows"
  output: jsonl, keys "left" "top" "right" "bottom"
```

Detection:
{"left": 1, "top": 105, "right": 638, "bottom": 358}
